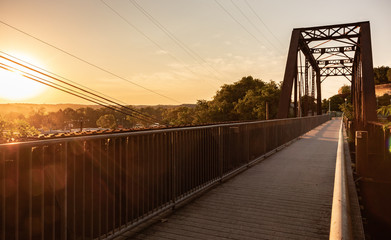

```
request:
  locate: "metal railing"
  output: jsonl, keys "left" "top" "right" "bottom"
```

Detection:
{"left": 0, "top": 115, "right": 330, "bottom": 239}
{"left": 329, "top": 119, "right": 353, "bottom": 239}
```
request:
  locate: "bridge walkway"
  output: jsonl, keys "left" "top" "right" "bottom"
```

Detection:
{"left": 122, "top": 119, "right": 341, "bottom": 239}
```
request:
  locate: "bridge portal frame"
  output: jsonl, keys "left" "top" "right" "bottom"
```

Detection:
{"left": 277, "top": 21, "right": 377, "bottom": 128}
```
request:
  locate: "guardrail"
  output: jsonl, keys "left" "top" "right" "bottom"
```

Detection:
{"left": 0, "top": 115, "right": 330, "bottom": 239}
{"left": 329, "top": 119, "right": 353, "bottom": 239}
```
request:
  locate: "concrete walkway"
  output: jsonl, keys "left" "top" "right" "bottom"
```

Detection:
{"left": 127, "top": 119, "right": 340, "bottom": 239}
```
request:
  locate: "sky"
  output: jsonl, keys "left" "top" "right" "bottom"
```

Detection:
{"left": 0, "top": 0, "right": 390, "bottom": 105}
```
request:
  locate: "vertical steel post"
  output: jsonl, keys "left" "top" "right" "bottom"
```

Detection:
{"left": 316, "top": 69, "right": 322, "bottom": 115}
{"left": 277, "top": 29, "right": 300, "bottom": 119}
{"left": 294, "top": 76, "right": 297, "bottom": 117}
{"left": 360, "top": 22, "right": 377, "bottom": 124}
{"left": 355, "top": 131, "right": 368, "bottom": 177}
{"left": 218, "top": 127, "right": 223, "bottom": 182}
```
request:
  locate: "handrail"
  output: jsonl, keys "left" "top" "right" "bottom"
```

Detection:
{"left": 0, "top": 114, "right": 329, "bottom": 147}
{"left": 329, "top": 119, "right": 353, "bottom": 239}
{"left": 0, "top": 115, "right": 331, "bottom": 239}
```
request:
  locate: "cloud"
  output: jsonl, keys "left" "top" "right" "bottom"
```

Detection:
{"left": 155, "top": 50, "right": 169, "bottom": 55}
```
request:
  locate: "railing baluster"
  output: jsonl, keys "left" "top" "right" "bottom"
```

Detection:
{"left": 125, "top": 137, "right": 129, "bottom": 227}
{"left": 0, "top": 150, "right": 4, "bottom": 240}
{"left": 0, "top": 115, "right": 330, "bottom": 239}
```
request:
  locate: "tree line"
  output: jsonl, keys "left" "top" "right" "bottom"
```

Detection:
{"left": 0, "top": 76, "right": 281, "bottom": 142}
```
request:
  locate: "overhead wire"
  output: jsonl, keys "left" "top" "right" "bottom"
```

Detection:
{"left": 229, "top": 0, "right": 283, "bottom": 54}
{"left": 0, "top": 53, "right": 158, "bottom": 123}
{"left": 0, "top": 19, "right": 181, "bottom": 104}
{"left": 0, "top": 54, "right": 158, "bottom": 122}
{"left": 0, "top": 62, "right": 153, "bottom": 122}
{"left": 0, "top": 54, "right": 160, "bottom": 123}
{"left": 214, "top": 0, "right": 267, "bottom": 47}
{"left": 128, "top": 0, "right": 226, "bottom": 82}
{"left": 99, "top": 0, "right": 222, "bottom": 87}
{"left": 0, "top": 50, "right": 129, "bottom": 107}
{"left": 243, "top": 0, "right": 285, "bottom": 48}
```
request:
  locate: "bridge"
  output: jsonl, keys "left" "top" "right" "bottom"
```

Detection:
{"left": 1, "top": 21, "right": 389, "bottom": 239}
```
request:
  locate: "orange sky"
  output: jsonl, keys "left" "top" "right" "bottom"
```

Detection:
{"left": 0, "top": 0, "right": 390, "bottom": 105}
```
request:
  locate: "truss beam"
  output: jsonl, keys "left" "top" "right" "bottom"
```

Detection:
{"left": 277, "top": 21, "right": 377, "bottom": 127}
{"left": 320, "top": 66, "right": 353, "bottom": 76}
{"left": 317, "top": 59, "right": 353, "bottom": 66}
{"left": 311, "top": 46, "right": 356, "bottom": 54}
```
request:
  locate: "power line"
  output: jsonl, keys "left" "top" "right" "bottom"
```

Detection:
{"left": 0, "top": 19, "right": 181, "bottom": 104}
{"left": 0, "top": 54, "right": 160, "bottom": 123}
{"left": 128, "top": 0, "right": 226, "bottom": 81}
{"left": 0, "top": 54, "right": 158, "bottom": 122}
{"left": 214, "top": 0, "right": 266, "bottom": 47}
{"left": 243, "top": 0, "right": 285, "bottom": 48}
{"left": 99, "top": 0, "right": 221, "bottom": 88}
{"left": 0, "top": 50, "right": 128, "bottom": 107}
{"left": 229, "top": 0, "right": 283, "bottom": 54}
{"left": 0, "top": 62, "right": 151, "bottom": 122}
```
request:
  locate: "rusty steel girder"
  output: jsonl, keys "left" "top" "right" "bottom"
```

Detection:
{"left": 320, "top": 66, "right": 353, "bottom": 77}
{"left": 277, "top": 21, "right": 377, "bottom": 128}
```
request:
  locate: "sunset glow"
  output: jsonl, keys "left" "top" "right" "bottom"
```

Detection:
{"left": 0, "top": 68, "right": 47, "bottom": 100}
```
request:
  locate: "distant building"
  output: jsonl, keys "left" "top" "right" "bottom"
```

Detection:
{"left": 375, "top": 83, "right": 391, "bottom": 97}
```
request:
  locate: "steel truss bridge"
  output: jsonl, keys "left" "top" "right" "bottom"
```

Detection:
{"left": 0, "top": 22, "right": 384, "bottom": 239}
{"left": 277, "top": 21, "right": 377, "bottom": 129}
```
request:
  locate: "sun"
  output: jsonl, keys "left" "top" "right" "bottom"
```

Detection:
{"left": 0, "top": 68, "right": 47, "bottom": 100}
{"left": 0, "top": 53, "right": 47, "bottom": 101}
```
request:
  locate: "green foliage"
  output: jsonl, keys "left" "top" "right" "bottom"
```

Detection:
{"left": 377, "top": 105, "right": 391, "bottom": 117}
{"left": 329, "top": 95, "right": 345, "bottom": 111}
{"left": 28, "top": 107, "right": 47, "bottom": 129}
{"left": 338, "top": 85, "right": 351, "bottom": 95}
{"left": 0, "top": 116, "right": 39, "bottom": 142}
{"left": 339, "top": 103, "right": 353, "bottom": 120}
{"left": 96, "top": 114, "right": 117, "bottom": 129}
{"left": 0, "top": 115, "right": 8, "bottom": 143}
{"left": 0, "top": 76, "right": 281, "bottom": 129}
{"left": 11, "top": 119, "right": 39, "bottom": 138}
{"left": 300, "top": 95, "right": 316, "bottom": 116}
{"left": 195, "top": 76, "right": 280, "bottom": 123}
{"left": 374, "top": 66, "right": 390, "bottom": 85}
{"left": 377, "top": 94, "right": 391, "bottom": 107}
{"left": 388, "top": 68, "right": 391, "bottom": 83}
{"left": 162, "top": 107, "right": 195, "bottom": 125}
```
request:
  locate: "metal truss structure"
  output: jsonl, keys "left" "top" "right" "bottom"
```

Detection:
{"left": 277, "top": 21, "right": 377, "bottom": 127}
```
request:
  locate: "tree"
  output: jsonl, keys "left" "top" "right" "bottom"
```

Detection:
{"left": 96, "top": 114, "right": 116, "bottom": 129}
{"left": 377, "top": 105, "right": 391, "bottom": 116}
{"left": 28, "top": 107, "right": 46, "bottom": 129}
{"left": 162, "top": 107, "right": 195, "bottom": 125}
{"left": 339, "top": 103, "right": 353, "bottom": 120}
{"left": 234, "top": 80, "right": 280, "bottom": 120}
{"left": 329, "top": 94, "right": 345, "bottom": 111}
{"left": 12, "top": 119, "right": 39, "bottom": 138}
{"left": 194, "top": 76, "right": 280, "bottom": 123}
{"left": 193, "top": 100, "right": 211, "bottom": 124}
{"left": 300, "top": 95, "right": 316, "bottom": 116}
{"left": 0, "top": 115, "right": 9, "bottom": 143}
{"left": 388, "top": 68, "right": 391, "bottom": 83}
{"left": 377, "top": 94, "right": 391, "bottom": 107}
{"left": 338, "top": 85, "right": 351, "bottom": 95}
{"left": 321, "top": 99, "right": 329, "bottom": 113}
{"left": 374, "top": 66, "right": 390, "bottom": 85}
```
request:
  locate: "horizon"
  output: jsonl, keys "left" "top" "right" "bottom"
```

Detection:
{"left": 1, "top": 0, "right": 390, "bottom": 105}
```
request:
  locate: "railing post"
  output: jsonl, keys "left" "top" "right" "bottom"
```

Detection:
{"left": 355, "top": 131, "right": 368, "bottom": 177}
{"left": 245, "top": 125, "right": 250, "bottom": 166}
{"left": 170, "top": 132, "right": 177, "bottom": 209}
{"left": 218, "top": 127, "right": 223, "bottom": 182}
